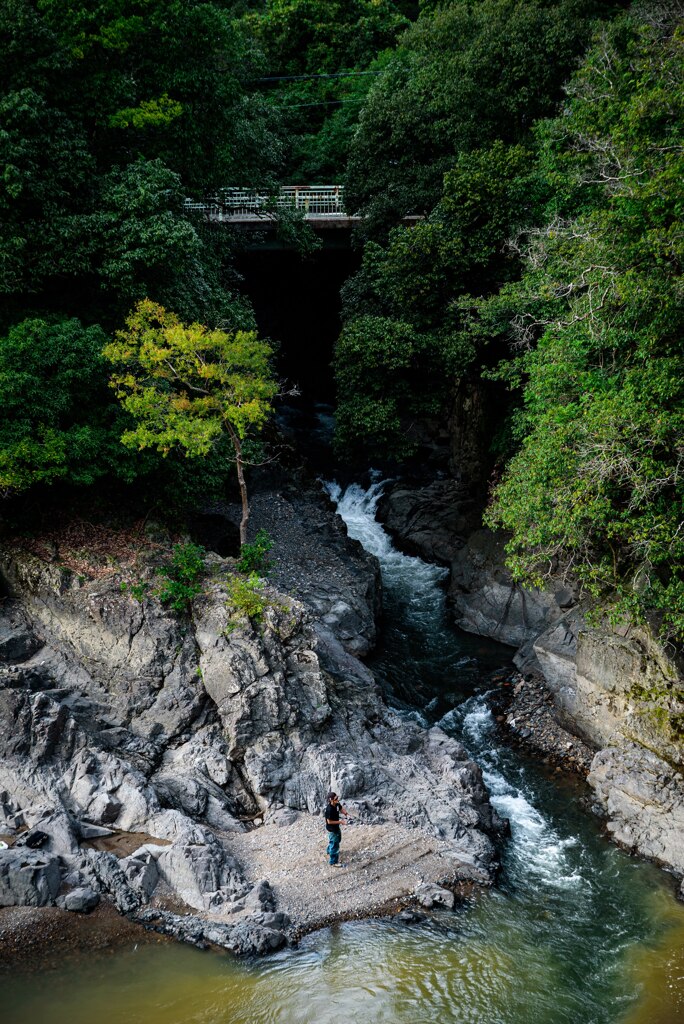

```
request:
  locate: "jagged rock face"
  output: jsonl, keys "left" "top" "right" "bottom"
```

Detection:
{"left": 588, "top": 743, "right": 684, "bottom": 877}
{"left": 449, "top": 530, "right": 575, "bottom": 651}
{"left": 195, "top": 583, "right": 501, "bottom": 875}
{"left": 0, "top": 535, "right": 502, "bottom": 950}
{"left": 533, "top": 618, "right": 684, "bottom": 764}
{"left": 0, "top": 552, "right": 205, "bottom": 741}
{"left": 531, "top": 615, "right": 684, "bottom": 880}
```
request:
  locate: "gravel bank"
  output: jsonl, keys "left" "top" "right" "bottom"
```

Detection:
{"left": 0, "top": 901, "right": 166, "bottom": 972}
{"left": 224, "top": 815, "right": 474, "bottom": 939}
{"left": 490, "top": 674, "right": 595, "bottom": 775}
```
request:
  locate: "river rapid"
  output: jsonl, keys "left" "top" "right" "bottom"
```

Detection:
{"left": 5, "top": 480, "right": 684, "bottom": 1024}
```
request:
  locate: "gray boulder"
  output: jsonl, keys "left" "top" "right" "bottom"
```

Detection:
{"left": 0, "top": 604, "right": 40, "bottom": 663}
{"left": 0, "top": 848, "right": 61, "bottom": 906}
{"left": 63, "top": 886, "right": 100, "bottom": 913}
{"left": 156, "top": 832, "right": 243, "bottom": 911}
{"left": 414, "top": 882, "right": 455, "bottom": 910}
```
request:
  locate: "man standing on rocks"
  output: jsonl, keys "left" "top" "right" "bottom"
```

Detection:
{"left": 325, "top": 792, "right": 349, "bottom": 866}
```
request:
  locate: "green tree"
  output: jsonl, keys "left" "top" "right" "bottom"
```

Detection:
{"left": 0, "top": 318, "right": 135, "bottom": 495}
{"left": 243, "top": 0, "right": 408, "bottom": 181}
{"left": 335, "top": 142, "right": 549, "bottom": 457}
{"left": 104, "top": 300, "right": 278, "bottom": 544}
{"left": 345, "top": 0, "right": 605, "bottom": 231}
{"left": 333, "top": 0, "right": 612, "bottom": 463}
{"left": 0, "top": 0, "right": 281, "bottom": 330}
{"left": 480, "top": 9, "right": 684, "bottom": 640}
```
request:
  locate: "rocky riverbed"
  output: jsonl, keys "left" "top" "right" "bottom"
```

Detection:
{"left": 0, "top": 479, "right": 504, "bottom": 962}
{"left": 377, "top": 477, "right": 684, "bottom": 896}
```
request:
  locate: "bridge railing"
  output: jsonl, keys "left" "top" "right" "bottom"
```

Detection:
{"left": 184, "top": 185, "right": 347, "bottom": 219}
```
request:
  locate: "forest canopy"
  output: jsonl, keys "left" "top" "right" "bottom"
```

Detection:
{"left": 1, "top": 0, "right": 682, "bottom": 640}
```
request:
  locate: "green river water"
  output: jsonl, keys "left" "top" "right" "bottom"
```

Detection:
{"left": 5, "top": 480, "right": 684, "bottom": 1024}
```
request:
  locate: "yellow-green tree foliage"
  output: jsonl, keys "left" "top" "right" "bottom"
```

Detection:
{"left": 104, "top": 300, "right": 278, "bottom": 542}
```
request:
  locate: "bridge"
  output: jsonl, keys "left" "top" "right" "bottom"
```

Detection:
{"left": 184, "top": 185, "right": 358, "bottom": 229}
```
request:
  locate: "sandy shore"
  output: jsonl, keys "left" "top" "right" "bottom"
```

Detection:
{"left": 0, "top": 901, "right": 168, "bottom": 972}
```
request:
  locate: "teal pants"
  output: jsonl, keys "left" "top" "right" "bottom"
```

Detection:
{"left": 327, "top": 829, "right": 341, "bottom": 864}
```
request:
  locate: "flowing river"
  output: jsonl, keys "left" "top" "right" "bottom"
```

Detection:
{"left": 5, "top": 481, "right": 684, "bottom": 1024}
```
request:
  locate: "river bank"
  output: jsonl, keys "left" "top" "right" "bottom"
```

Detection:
{"left": 5, "top": 478, "right": 684, "bottom": 1024}
{"left": 0, "top": 901, "right": 166, "bottom": 971}
{"left": 0, "top": 473, "right": 505, "bottom": 964}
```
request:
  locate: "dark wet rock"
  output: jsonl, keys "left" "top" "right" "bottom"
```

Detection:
{"left": 133, "top": 906, "right": 290, "bottom": 956}
{"left": 246, "top": 484, "right": 382, "bottom": 657}
{"left": 84, "top": 850, "right": 142, "bottom": 915}
{"left": 17, "top": 828, "right": 49, "bottom": 850}
{"left": 489, "top": 674, "right": 594, "bottom": 776}
{"left": 395, "top": 908, "right": 427, "bottom": 925}
{"left": 376, "top": 480, "right": 479, "bottom": 566}
{"left": 450, "top": 530, "right": 575, "bottom": 650}
{"left": 0, "top": 607, "right": 40, "bottom": 663}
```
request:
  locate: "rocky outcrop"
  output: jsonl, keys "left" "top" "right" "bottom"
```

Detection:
{"left": 589, "top": 743, "right": 684, "bottom": 876}
{"left": 449, "top": 529, "right": 575, "bottom": 653}
{"left": 529, "top": 616, "right": 684, "bottom": 881}
{"left": 0, "top": 512, "right": 503, "bottom": 952}
{"left": 376, "top": 480, "right": 479, "bottom": 566}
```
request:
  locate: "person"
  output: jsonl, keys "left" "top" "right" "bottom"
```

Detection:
{"left": 324, "top": 791, "right": 349, "bottom": 866}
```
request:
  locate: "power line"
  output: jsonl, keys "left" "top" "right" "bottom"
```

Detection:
{"left": 252, "top": 70, "right": 382, "bottom": 82}
{"left": 278, "top": 98, "right": 365, "bottom": 109}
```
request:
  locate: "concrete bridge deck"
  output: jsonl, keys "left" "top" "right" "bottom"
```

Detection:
{"left": 184, "top": 185, "right": 421, "bottom": 230}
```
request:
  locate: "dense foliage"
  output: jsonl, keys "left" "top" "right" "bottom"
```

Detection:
{"left": 481, "top": 11, "right": 684, "bottom": 640}
{"left": 0, "top": 318, "right": 134, "bottom": 495}
{"left": 336, "top": 142, "right": 549, "bottom": 458}
{"left": 1, "top": 0, "right": 680, "bottom": 640}
{"left": 156, "top": 542, "right": 207, "bottom": 614}
{"left": 242, "top": 0, "right": 409, "bottom": 182}
{"left": 345, "top": 0, "right": 607, "bottom": 230}
{"left": 0, "top": 0, "right": 284, "bottom": 500}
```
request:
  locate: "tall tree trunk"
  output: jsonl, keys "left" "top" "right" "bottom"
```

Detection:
{"left": 228, "top": 426, "right": 249, "bottom": 546}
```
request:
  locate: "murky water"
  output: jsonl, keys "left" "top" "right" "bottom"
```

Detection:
{"left": 4, "top": 480, "right": 684, "bottom": 1024}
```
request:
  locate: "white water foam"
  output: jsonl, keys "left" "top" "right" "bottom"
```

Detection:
{"left": 324, "top": 479, "right": 448, "bottom": 592}
{"left": 328, "top": 481, "right": 584, "bottom": 893}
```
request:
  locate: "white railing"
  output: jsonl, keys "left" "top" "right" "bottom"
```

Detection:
{"left": 184, "top": 185, "right": 347, "bottom": 219}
